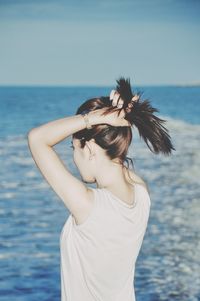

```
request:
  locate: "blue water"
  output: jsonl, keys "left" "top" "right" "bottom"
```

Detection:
{"left": 0, "top": 85, "right": 199, "bottom": 139}
{"left": 0, "top": 86, "right": 200, "bottom": 301}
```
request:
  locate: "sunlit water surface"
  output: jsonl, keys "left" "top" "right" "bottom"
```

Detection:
{"left": 0, "top": 86, "right": 200, "bottom": 301}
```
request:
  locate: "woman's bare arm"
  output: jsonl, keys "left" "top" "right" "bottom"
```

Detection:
{"left": 27, "top": 112, "right": 99, "bottom": 219}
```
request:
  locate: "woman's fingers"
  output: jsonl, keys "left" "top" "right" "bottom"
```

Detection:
{"left": 110, "top": 90, "right": 124, "bottom": 108}
{"left": 117, "top": 98, "right": 123, "bottom": 108}
{"left": 110, "top": 90, "right": 119, "bottom": 106}
{"left": 109, "top": 90, "right": 116, "bottom": 101}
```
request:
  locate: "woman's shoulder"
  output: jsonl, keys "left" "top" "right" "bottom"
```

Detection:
{"left": 126, "top": 169, "right": 150, "bottom": 195}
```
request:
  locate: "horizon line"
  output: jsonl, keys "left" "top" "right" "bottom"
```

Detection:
{"left": 0, "top": 82, "right": 200, "bottom": 88}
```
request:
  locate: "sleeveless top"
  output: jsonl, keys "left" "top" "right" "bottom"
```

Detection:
{"left": 60, "top": 182, "right": 151, "bottom": 301}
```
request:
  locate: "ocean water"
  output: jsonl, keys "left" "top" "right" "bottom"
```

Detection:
{"left": 0, "top": 86, "right": 200, "bottom": 301}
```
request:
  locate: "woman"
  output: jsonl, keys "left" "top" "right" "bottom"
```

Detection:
{"left": 28, "top": 77, "right": 175, "bottom": 301}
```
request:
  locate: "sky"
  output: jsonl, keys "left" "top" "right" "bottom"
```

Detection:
{"left": 0, "top": 0, "right": 200, "bottom": 86}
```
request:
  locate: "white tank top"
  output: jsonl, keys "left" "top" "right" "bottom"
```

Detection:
{"left": 60, "top": 182, "right": 151, "bottom": 301}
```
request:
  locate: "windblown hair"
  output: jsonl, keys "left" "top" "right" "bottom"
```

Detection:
{"left": 72, "top": 76, "right": 175, "bottom": 170}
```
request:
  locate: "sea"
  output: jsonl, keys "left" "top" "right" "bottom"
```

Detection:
{"left": 0, "top": 85, "right": 200, "bottom": 301}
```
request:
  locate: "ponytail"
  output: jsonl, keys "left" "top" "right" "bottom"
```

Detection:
{"left": 113, "top": 77, "right": 175, "bottom": 155}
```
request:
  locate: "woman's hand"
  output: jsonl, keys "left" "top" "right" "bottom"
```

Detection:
{"left": 88, "top": 90, "right": 131, "bottom": 127}
{"left": 98, "top": 107, "right": 131, "bottom": 127}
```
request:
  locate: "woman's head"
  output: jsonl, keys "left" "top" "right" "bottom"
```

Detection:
{"left": 72, "top": 77, "right": 175, "bottom": 183}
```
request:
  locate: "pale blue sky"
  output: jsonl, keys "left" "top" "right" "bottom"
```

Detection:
{"left": 0, "top": 0, "right": 200, "bottom": 86}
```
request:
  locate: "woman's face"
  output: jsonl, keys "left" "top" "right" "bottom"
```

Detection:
{"left": 71, "top": 138, "right": 96, "bottom": 183}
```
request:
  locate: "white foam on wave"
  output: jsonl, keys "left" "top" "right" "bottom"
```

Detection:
{"left": 0, "top": 181, "right": 19, "bottom": 189}
{"left": 0, "top": 253, "right": 13, "bottom": 260}
{"left": 0, "top": 192, "right": 16, "bottom": 199}
{"left": 9, "top": 156, "right": 33, "bottom": 165}
{"left": 33, "top": 252, "right": 51, "bottom": 258}
{"left": 33, "top": 232, "right": 51, "bottom": 238}
{"left": 25, "top": 171, "right": 38, "bottom": 178}
{"left": 21, "top": 182, "right": 49, "bottom": 190}
{"left": 159, "top": 114, "right": 200, "bottom": 128}
{"left": 129, "top": 114, "right": 200, "bottom": 185}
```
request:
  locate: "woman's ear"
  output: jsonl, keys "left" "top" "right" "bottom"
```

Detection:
{"left": 85, "top": 141, "right": 96, "bottom": 161}
{"left": 85, "top": 140, "right": 95, "bottom": 156}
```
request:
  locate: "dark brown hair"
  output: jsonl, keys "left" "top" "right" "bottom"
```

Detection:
{"left": 72, "top": 76, "right": 175, "bottom": 171}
